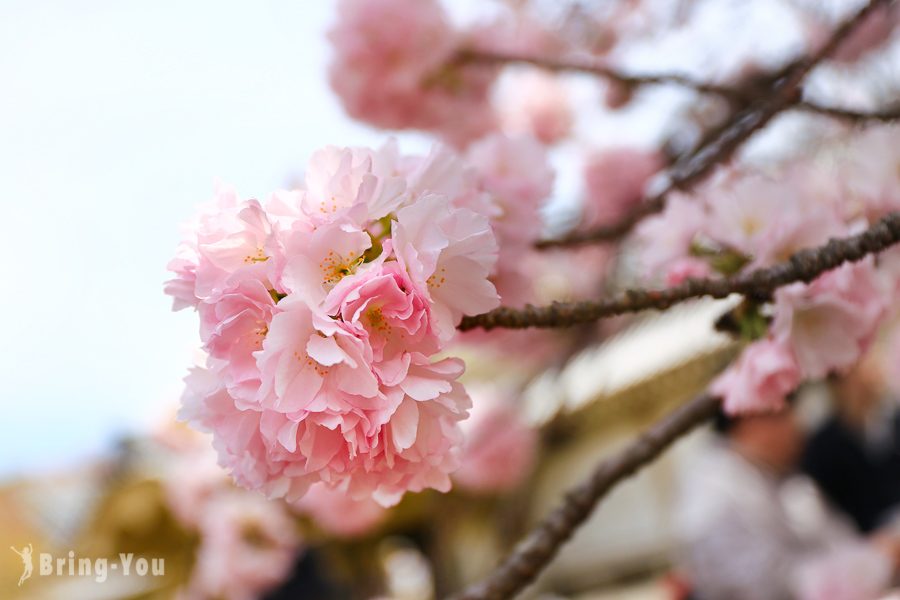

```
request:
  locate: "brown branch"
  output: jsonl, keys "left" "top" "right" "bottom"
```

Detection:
{"left": 460, "top": 50, "right": 900, "bottom": 125}
{"left": 532, "top": 0, "right": 892, "bottom": 250}
{"left": 797, "top": 100, "right": 900, "bottom": 122}
{"left": 456, "top": 48, "right": 744, "bottom": 99}
{"left": 448, "top": 393, "right": 721, "bottom": 600}
{"left": 460, "top": 211, "right": 900, "bottom": 331}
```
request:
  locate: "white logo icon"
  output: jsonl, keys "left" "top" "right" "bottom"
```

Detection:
{"left": 10, "top": 544, "right": 33, "bottom": 587}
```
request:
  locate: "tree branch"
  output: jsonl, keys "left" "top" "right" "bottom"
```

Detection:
{"left": 797, "top": 100, "right": 900, "bottom": 122}
{"left": 458, "top": 50, "right": 900, "bottom": 125}
{"left": 532, "top": 0, "right": 892, "bottom": 250}
{"left": 456, "top": 48, "right": 743, "bottom": 99}
{"left": 460, "top": 211, "right": 900, "bottom": 331}
{"left": 448, "top": 393, "right": 721, "bottom": 600}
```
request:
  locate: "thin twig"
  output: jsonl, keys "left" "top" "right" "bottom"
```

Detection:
{"left": 532, "top": 0, "right": 893, "bottom": 249}
{"left": 460, "top": 211, "right": 900, "bottom": 331}
{"left": 456, "top": 48, "right": 743, "bottom": 99}
{"left": 448, "top": 393, "right": 721, "bottom": 600}
{"left": 797, "top": 100, "right": 900, "bottom": 122}
{"left": 459, "top": 50, "right": 900, "bottom": 124}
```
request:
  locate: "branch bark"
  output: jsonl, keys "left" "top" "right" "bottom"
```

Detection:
{"left": 460, "top": 211, "right": 900, "bottom": 331}
{"left": 458, "top": 51, "right": 900, "bottom": 125}
{"left": 448, "top": 393, "right": 721, "bottom": 600}
{"left": 530, "top": 0, "right": 892, "bottom": 249}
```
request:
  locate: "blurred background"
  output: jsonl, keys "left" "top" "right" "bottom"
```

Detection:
{"left": 2, "top": 1, "right": 899, "bottom": 598}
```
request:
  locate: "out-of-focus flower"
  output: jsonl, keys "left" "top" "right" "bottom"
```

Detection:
{"left": 182, "top": 491, "right": 301, "bottom": 600}
{"left": 665, "top": 257, "right": 713, "bottom": 287}
{"left": 499, "top": 71, "right": 573, "bottom": 145}
{"left": 453, "top": 386, "right": 538, "bottom": 493}
{"left": 465, "top": 133, "right": 554, "bottom": 306}
{"left": 583, "top": 148, "right": 664, "bottom": 228}
{"left": 163, "top": 446, "right": 230, "bottom": 528}
{"left": 703, "top": 171, "right": 847, "bottom": 269}
{"left": 328, "top": 0, "right": 496, "bottom": 146}
{"left": 710, "top": 338, "right": 802, "bottom": 415}
{"left": 294, "top": 483, "right": 387, "bottom": 538}
{"left": 773, "top": 260, "right": 887, "bottom": 380}
{"left": 635, "top": 193, "right": 707, "bottom": 278}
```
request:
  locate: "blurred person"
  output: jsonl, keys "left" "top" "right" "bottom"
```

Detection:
{"left": 802, "top": 359, "right": 900, "bottom": 534}
{"left": 675, "top": 403, "right": 899, "bottom": 600}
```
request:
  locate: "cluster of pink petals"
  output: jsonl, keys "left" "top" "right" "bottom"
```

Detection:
{"left": 453, "top": 386, "right": 538, "bottom": 493}
{"left": 158, "top": 439, "right": 302, "bottom": 600}
{"left": 465, "top": 133, "right": 554, "bottom": 306}
{"left": 634, "top": 127, "right": 900, "bottom": 414}
{"left": 711, "top": 259, "right": 888, "bottom": 415}
{"left": 293, "top": 482, "right": 387, "bottom": 538}
{"left": 328, "top": 0, "right": 496, "bottom": 147}
{"left": 710, "top": 338, "right": 801, "bottom": 415}
{"left": 583, "top": 148, "right": 664, "bottom": 229}
{"left": 181, "top": 490, "right": 301, "bottom": 600}
{"left": 499, "top": 71, "right": 573, "bottom": 145}
{"left": 167, "top": 141, "right": 501, "bottom": 507}
{"left": 772, "top": 260, "right": 888, "bottom": 380}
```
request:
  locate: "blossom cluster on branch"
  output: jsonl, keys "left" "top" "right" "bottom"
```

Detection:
{"left": 163, "top": 0, "right": 900, "bottom": 596}
{"left": 636, "top": 126, "right": 900, "bottom": 414}
{"left": 166, "top": 142, "right": 526, "bottom": 507}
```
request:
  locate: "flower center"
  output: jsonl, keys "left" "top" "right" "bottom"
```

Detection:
{"left": 243, "top": 247, "right": 268, "bottom": 264}
{"left": 320, "top": 250, "right": 363, "bottom": 286}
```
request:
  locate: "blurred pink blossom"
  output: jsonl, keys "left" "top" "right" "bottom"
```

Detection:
{"left": 500, "top": 71, "right": 573, "bottom": 145}
{"left": 295, "top": 483, "right": 387, "bottom": 538}
{"left": 583, "top": 148, "right": 664, "bottom": 228}
{"left": 183, "top": 491, "right": 301, "bottom": 600}
{"left": 329, "top": 0, "right": 496, "bottom": 146}
{"left": 453, "top": 386, "right": 538, "bottom": 493}
{"left": 773, "top": 260, "right": 888, "bottom": 380}
{"left": 710, "top": 338, "right": 802, "bottom": 415}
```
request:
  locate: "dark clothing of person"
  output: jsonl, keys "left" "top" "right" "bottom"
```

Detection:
{"left": 801, "top": 412, "right": 900, "bottom": 533}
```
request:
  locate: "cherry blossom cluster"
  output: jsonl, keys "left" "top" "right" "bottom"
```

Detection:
{"left": 166, "top": 141, "right": 507, "bottom": 507}
{"left": 328, "top": 0, "right": 572, "bottom": 147}
{"left": 634, "top": 126, "right": 900, "bottom": 414}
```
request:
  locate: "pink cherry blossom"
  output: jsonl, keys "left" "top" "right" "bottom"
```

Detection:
{"left": 710, "top": 338, "right": 802, "bottom": 415}
{"left": 323, "top": 258, "right": 441, "bottom": 362}
{"left": 583, "top": 148, "right": 663, "bottom": 228}
{"left": 165, "top": 186, "right": 282, "bottom": 310}
{"left": 635, "top": 193, "right": 707, "bottom": 276}
{"left": 170, "top": 141, "right": 503, "bottom": 507}
{"left": 198, "top": 275, "right": 277, "bottom": 401}
{"left": 499, "top": 71, "right": 573, "bottom": 145}
{"left": 329, "top": 0, "right": 496, "bottom": 147}
{"left": 294, "top": 483, "right": 387, "bottom": 538}
{"left": 465, "top": 134, "right": 554, "bottom": 305}
{"left": 183, "top": 490, "right": 301, "bottom": 600}
{"left": 392, "top": 193, "right": 500, "bottom": 340}
{"left": 665, "top": 257, "right": 713, "bottom": 287}
{"left": 703, "top": 171, "right": 847, "bottom": 269}
{"left": 163, "top": 445, "right": 230, "bottom": 529}
{"left": 772, "top": 260, "right": 888, "bottom": 380}
{"left": 453, "top": 386, "right": 538, "bottom": 493}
